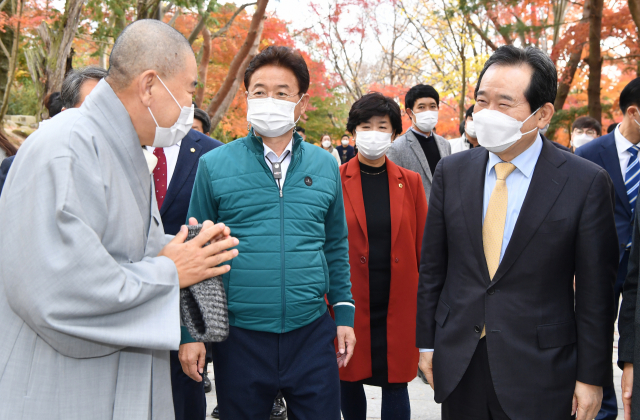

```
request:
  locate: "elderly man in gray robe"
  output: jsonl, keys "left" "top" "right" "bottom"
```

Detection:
{"left": 0, "top": 20, "right": 239, "bottom": 420}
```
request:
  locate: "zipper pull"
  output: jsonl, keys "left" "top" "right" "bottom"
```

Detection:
{"left": 280, "top": 189, "right": 283, "bottom": 198}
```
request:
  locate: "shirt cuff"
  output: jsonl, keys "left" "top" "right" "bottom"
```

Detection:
{"left": 419, "top": 348, "right": 434, "bottom": 352}
{"left": 333, "top": 303, "right": 355, "bottom": 327}
{"left": 180, "top": 326, "right": 196, "bottom": 344}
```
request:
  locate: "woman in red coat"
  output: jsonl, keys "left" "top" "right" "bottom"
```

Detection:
{"left": 339, "top": 92, "right": 428, "bottom": 420}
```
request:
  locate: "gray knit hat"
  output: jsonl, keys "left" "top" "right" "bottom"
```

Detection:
{"left": 180, "top": 224, "right": 229, "bottom": 342}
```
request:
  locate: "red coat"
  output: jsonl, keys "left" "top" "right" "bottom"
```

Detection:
{"left": 338, "top": 157, "right": 428, "bottom": 383}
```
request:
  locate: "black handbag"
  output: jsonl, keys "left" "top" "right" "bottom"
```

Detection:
{"left": 179, "top": 224, "right": 230, "bottom": 342}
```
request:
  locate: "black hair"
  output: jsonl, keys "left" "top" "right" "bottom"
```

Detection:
{"left": 465, "top": 105, "right": 474, "bottom": 119}
{"left": 405, "top": 84, "right": 439, "bottom": 111}
{"left": 607, "top": 123, "right": 619, "bottom": 134}
{"left": 44, "top": 92, "right": 63, "bottom": 117}
{"left": 244, "top": 46, "right": 310, "bottom": 95}
{"left": 295, "top": 126, "right": 305, "bottom": 134}
{"left": 620, "top": 78, "right": 640, "bottom": 114}
{"left": 61, "top": 67, "right": 107, "bottom": 108}
{"left": 475, "top": 45, "right": 557, "bottom": 112}
{"left": 341, "top": 134, "right": 350, "bottom": 139}
{"left": 572, "top": 116, "right": 602, "bottom": 136}
{"left": 193, "top": 108, "right": 211, "bottom": 134}
{"left": 346, "top": 92, "right": 403, "bottom": 136}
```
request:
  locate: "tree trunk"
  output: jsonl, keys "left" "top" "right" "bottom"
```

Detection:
{"left": 206, "top": 0, "right": 268, "bottom": 119}
{"left": 194, "top": 27, "right": 211, "bottom": 109}
{"left": 629, "top": 0, "right": 640, "bottom": 75}
{"left": 587, "top": 0, "right": 603, "bottom": 122}
{"left": 554, "top": 0, "right": 590, "bottom": 110}
{"left": 459, "top": 46, "right": 466, "bottom": 123}
{"left": 209, "top": 16, "right": 264, "bottom": 131}
{"left": 0, "top": 0, "right": 19, "bottom": 123}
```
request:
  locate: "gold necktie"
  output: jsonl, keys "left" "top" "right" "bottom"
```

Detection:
{"left": 481, "top": 162, "right": 516, "bottom": 338}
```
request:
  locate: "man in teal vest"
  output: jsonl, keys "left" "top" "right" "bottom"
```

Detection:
{"left": 181, "top": 46, "right": 356, "bottom": 419}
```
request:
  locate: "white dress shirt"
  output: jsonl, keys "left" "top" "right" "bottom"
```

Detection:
{"left": 147, "top": 141, "right": 182, "bottom": 187}
{"left": 263, "top": 139, "right": 293, "bottom": 190}
{"left": 615, "top": 126, "right": 635, "bottom": 176}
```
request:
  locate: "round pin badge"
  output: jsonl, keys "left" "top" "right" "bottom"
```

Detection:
{"left": 305, "top": 176, "right": 313, "bottom": 186}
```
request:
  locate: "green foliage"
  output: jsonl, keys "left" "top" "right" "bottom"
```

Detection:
{"left": 211, "top": 125, "right": 240, "bottom": 144}
{"left": 299, "top": 92, "right": 351, "bottom": 145}
{"left": 546, "top": 103, "right": 614, "bottom": 140}
{"left": 7, "top": 79, "right": 39, "bottom": 116}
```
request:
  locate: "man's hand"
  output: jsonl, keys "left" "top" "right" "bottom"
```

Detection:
{"left": 178, "top": 342, "right": 206, "bottom": 382}
{"left": 623, "top": 363, "right": 633, "bottom": 420}
{"left": 158, "top": 219, "right": 239, "bottom": 289}
{"left": 419, "top": 352, "right": 434, "bottom": 390}
{"left": 337, "top": 326, "right": 356, "bottom": 368}
{"left": 572, "top": 381, "right": 603, "bottom": 420}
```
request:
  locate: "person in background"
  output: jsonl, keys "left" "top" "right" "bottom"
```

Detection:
{"left": 192, "top": 108, "right": 212, "bottom": 136}
{"left": 296, "top": 126, "right": 307, "bottom": 141}
{"left": 387, "top": 84, "right": 451, "bottom": 203}
{"left": 417, "top": 45, "right": 617, "bottom": 420}
{"left": 43, "top": 92, "right": 64, "bottom": 118}
{"left": 450, "top": 105, "right": 478, "bottom": 153}
{"left": 61, "top": 67, "right": 108, "bottom": 110}
{"left": 185, "top": 45, "right": 355, "bottom": 420}
{"left": 598, "top": 78, "right": 640, "bottom": 420}
{"left": 337, "top": 133, "right": 356, "bottom": 164}
{"left": 570, "top": 116, "right": 601, "bottom": 152}
{"left": 0, "top": 132, "right": 17, "bottom": 195}
{"left": 339, "top": 92, "right": 427, "bottom": 420}
{"left": 608, "top": 123, "right": 619, "bottom": 134}
{"left": 321, "top": 133, "right": 342, "bottom": 165}
{"left": 146, "top": 106, "right": 223, "bottom": 420}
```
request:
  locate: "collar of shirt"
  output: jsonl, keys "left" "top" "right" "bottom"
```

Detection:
{"left": 614, "top": 125, "right": 636, "bottom": 174}
{"left": 263, "top": 138, "right": 294, "bottom": 189}
{"left": 486, "top": 133, "right": 543, "bottom": 179}
{"left": 146, "top": 141, "right": 182, "bottom": 186}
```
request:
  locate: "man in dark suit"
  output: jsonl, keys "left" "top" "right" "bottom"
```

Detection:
{"left": 336, "top": 134, "right": 355, "bottom": 164}
{"left": 148, "top": 126, "right": 222, "bottom": 420}
{"left": 416, "top": 45, "right": 618, "bottom": 420}
{"left": 0, "top": 156, "right": 14, "bottom": 196}
{"left": 576, "top": 78, "right": 640, "bottom": 420}
{"left": 603, "top": 78, "right": 640, "bottom": 420}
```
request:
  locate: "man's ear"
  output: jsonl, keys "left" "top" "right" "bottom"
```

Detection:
{"left": 537, "top": 102, "right": 555, "bottom": 129}
{"left": 138, "top": 70, "right": 158, "bottom": 108}
{"left": 298, "top": 93, "right": 310, "bottom": 115}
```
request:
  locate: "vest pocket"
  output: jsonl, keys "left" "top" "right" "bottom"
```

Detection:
{"left": 537, "top": 319, "right": 577, "bottom": 349}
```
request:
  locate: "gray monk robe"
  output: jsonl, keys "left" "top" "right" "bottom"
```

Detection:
{"left": 0, "top": 79, "right": 180, "bottom": 420}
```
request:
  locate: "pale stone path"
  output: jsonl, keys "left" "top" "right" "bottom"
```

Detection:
{"left": 204, "top": 328, "right": 624, "bottom": 418}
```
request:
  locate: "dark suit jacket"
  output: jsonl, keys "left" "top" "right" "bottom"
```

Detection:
{"left": 161, "top": 130, "right": 222, "bottom": 235}
{"left": 416, "top": 139, "right": 618, "bottom": 420}
{"left": 575, "top": 132, "right": 631, "bottom": 260}
{"left": 335, "top": 145, "right": 355, "bottom": 164}
{"left": 0, "top": 155, "right": 15, "bottom": 197}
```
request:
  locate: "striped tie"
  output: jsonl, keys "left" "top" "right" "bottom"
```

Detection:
{"left": 626, "top": 145, "right": 640, "bottom": 247}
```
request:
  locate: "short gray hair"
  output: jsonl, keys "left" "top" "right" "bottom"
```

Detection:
{"left": 61, "top": 66, "right": 108, "bottom": 108}
{"left": 107, "top": 19, "right": 194, "bottom": 91}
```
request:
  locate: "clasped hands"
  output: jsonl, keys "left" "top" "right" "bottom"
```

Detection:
{"left": 419, "top": 352, "right": 603, "bottom": 420}
{"left": 158, "top": 217, "right": 239, "bottom": 290}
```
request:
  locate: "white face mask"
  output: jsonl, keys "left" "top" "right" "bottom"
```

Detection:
{"left": 473, "top": 108, "right": 540, "bottom": 154}
{"left": 322, "top": 139, "right": 332, "bottom": 149}
{"left": 247, "top": 95, "right": 303, "bottom": 138}
{"left": 355, "top": 130, "right": 392, "bottom": 160}
{"left": 411, "top": 110, "right": 438, "bottom": 133}
{"left": 540, "top": 123, "right": 550, "bottom": 135}
{"left": 465, "top": 120, "right": 476, "bottom": 138}
{"left": 148, "top": 76, "right": 194, "bottom": 148}
{"left": 571, "top": 133, "right": 595, "bottom": 149}
{"left": 341, "top": 139, "right": 349, "bottom": 146}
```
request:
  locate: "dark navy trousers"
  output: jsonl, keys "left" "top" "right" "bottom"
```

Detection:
{"left": 211, "top": 311, "right": 341, "bottom": 420}
{"left": 596, "top": 250, "right": 628, "bottom": 420}
{"left": 170, "top": 349, "right": 206, "bottom": 420}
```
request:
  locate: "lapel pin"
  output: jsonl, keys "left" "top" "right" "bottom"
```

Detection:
{"left": 399, "top": 183, "right": 403, "bottom": 188}
{"left": 190, "top": 148, "right": 195, "bottom": 153}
